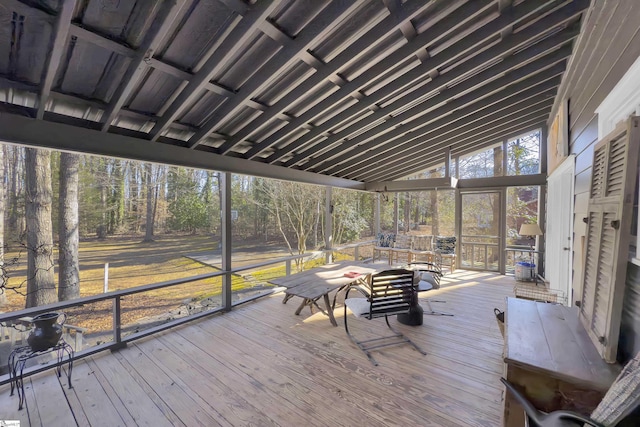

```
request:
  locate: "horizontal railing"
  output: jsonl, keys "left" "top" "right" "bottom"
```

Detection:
{"left": 460, "top": 234, "right": 499, "bottom": 271}
{"left": 0, "top": 239, "right": 374, "bottom": 385}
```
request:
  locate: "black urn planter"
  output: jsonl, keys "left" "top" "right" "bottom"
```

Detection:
{"left": 27, "top": 312, "right": 66, "bottom": 352}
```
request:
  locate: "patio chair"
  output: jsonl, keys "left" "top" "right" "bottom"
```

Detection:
{"left": 410, "top": 235, "right": 435, "bottom": 263}
{"left": 501, "top": 350, "right": 640, "bottom": 426}
{"left": 407, "top": 262, "right": 453, "bottom": 317}
{"left": 373, "top": 233, "right": 395, "bottom": 263}
{"left": 343, "top": 268, "right": 427, "bottom": 365}
{"left": 435, "top": 236, "right": 457, "bottom": 274}
{"left": 389, "top": 234, "right": 413, "bottom": 265}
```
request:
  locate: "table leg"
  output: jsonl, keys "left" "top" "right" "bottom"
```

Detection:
{"left": 323, "top": 294, "right": 338, "bottom": 327}
{"left": 294, "top": 298, "right": 309, "bottom": 315}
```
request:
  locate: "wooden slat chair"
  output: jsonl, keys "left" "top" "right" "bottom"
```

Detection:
{"left": 410, "top": 235, "right": 435, "bottom": 263}
{"left": 343, "top": 269, "right": 426, "bottom": 365}
{"left": 372, "top": 233, "right": 395, "bottom": 262}
{"left": 434, "top": 236, "right": 457, "bottom": 273}
{"left": 501, "top": 350, "right": 640, "bottom": 426}
{"left": 389, "top": 234, "right": 413, "bottom": 265}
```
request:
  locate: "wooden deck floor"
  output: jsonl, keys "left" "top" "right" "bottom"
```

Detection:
{"left": 0, "top": 270, "right": 514, "bottom": 427}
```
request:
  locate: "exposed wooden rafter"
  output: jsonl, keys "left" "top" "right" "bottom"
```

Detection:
{"left": 186, "top": 0, "right": 367, "bottom": 149}
{"left": 0, "top": 0, "right": 592, "bottom": 187}
{"left": 147, "top": 0, "right": 280, "bottom": 142}
{"left": 36, "top": 0, "right": 77, "bottom": 120}
{"left": 213, "top": 0, "right": 436, "bottom": 155}
{"left": 100, "top": 0, "right": 188, "bottom": 131}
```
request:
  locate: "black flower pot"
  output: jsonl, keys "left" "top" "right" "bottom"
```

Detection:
{"left": 27, "top": 312, "right": 66, "bottom": 352}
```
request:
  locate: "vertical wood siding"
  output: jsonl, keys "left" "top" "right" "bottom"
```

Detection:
{"left": 559, "top": 0, "right": 640, "bottom": 363}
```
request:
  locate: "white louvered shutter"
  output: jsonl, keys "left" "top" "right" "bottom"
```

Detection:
{"left": 579, "top": 116, "right": 640, "bottom": 362}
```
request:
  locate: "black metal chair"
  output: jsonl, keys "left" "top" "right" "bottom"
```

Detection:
{"left": 343, "top": 268, "right": 426, "bottom": 365}
{"left": 501, "top": 378, "right": 604, "bottom": 426}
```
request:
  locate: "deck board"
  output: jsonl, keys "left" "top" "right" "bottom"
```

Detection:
{"left": 0, "top": 270, "right": 515, "bottom": 426}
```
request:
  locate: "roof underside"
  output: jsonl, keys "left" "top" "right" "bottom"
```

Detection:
{"left": 0, "top": 0, "right": 588, "bottom": 187}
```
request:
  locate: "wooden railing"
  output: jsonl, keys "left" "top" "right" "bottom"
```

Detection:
{"left": 0, "top": 239, "right": 375, "bottom": 385}
{"left": 460, "top": 234, "right": 500, "bottom": 271}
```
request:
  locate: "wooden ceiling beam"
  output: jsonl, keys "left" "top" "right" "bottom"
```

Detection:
{"left": 304, "top": 53, "right": 568, "bottom": 175}
{"left": 147, "top": 0, "right": 279, "bottom": 142}
{"left": 276, "top": 2, "right": 579, "bottom": 166}
{"left": 186, "top": 1, "right": 367, "bottom": 149}
{"left": 243, "top": 0, "right": 497, "bottom": 160}
{"left": 282, "top": 13, "right": 580, "bottom": 168}
{"left": 100, "top": 0, "right": 188, "bottom": 131}
{"left": 338, "top": 75, "right": 560, "bottom": 179}
{"left": 215, "top": 0, "right": 436, "bottom": 155}
{"left": 326, "top": 84, "right": 558, "bottom": 178}
{"left": 362, "top": 111, "right": 549, "bottom": 182}
{"left": 0, "top": 111, "right": 364, "bottom": 190}
{"left": 354, "top": 101, "right": 552, "bottom": 181}
{"left": 257, "top": 0, "right": 575, "bottom": 164}
{"left": 36, "top": 0, "right": 77, "bottom": 120}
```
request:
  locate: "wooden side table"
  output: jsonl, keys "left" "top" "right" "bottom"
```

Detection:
{"left": 8, "top": 340, "right": 74, "bottom": 410}
{"left": 502, "top": 298, "right": 620, "bottom": 426}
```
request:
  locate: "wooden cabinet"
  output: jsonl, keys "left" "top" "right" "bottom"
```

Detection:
{"left": 502, "top": 298, "right": 620, "bottom": 426}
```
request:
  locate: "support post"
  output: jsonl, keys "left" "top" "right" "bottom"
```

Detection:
{"left": 325, "top": 186, "right": 333, "bottom": 264}
{"left": 394, "top": 192, "right": 399, "bottom": 235}
{"left": 221, "top": 172, "right": 232, "bottom": 311}
{"left": 444, "top": 147, "right": 451, "bottom": 178}
{"left": 538, "top": 124, "right": 548, "bottom": 280}
{"left": 502, "top": 139, "right": 509, "bottom": 174}
{"left": 112, "top": 295, "right": 126, "bottom": 350}
{"left": 374, "top": 193, "right": 381, "bottom": 235}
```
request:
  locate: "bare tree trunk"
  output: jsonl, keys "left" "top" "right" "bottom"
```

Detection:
{"left": 8, "top": 146, "right": 23, "bottom": 236}
{"left": 58, "top": 153, "right": 80, "bottom": 301}
{"left": 25, "top": 148, "right": 57, "bottom": 308}
{"left": 97, "top": 158, "right": 108, "bottom": 239}
{"left": 0, "top": 145, "right": 6, "bottom": 305}
{"left": 404, "top": 192, "right": 410, "bottom": 232}
{"left": 429, "top": 169, "right": 439, "bottom": 236}
{"left": 144, "top": 163, "right": 155, "bottom": 242}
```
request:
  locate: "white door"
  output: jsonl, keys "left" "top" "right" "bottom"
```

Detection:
{"left": 545, "top": 155, "right": 575, "bottom": 305}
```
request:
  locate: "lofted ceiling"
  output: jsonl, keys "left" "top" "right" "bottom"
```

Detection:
{"left": 0, "top": 0, "right": 589, "bottom": 189}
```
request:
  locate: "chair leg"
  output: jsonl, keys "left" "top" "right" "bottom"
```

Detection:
{"left": 345, "top": 306, "right": 427, "bottom": 365}
{"left": 423, "top": 299, "right": 454, "bottom": 316}
{"left": 384, "top": 316, "right": 427, "bottom": 356}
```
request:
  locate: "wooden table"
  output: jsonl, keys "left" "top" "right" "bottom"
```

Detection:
{"left": 503, "top": 297, "right": 620, "bottom": 426}
{"left": 270, "top": 261, "right": 380, "bottom": 326}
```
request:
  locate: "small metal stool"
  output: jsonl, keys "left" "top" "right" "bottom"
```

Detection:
{"left": 8, "top": 340, "right": 74, "bottom": 410}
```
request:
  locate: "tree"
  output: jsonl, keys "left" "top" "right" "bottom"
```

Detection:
{"left": 144, "top": 163, "right": 155, "bottom": 242}
{"left": 58, "top": 153, "right": 80, "bottom": 301}
{"left": 25, "top": 148, "right": 57, "bottom": 308}
{"left": 253, "top": 180, "right": 322, "bottom": 266}
{"left": 0, "top": 145, "right": 6, "bottom": 306}
{"left": 332, "top": 188, "right": 368, "bottom": 244}
{"left": 168, "top": 169, "right": 209, "bottom": 233}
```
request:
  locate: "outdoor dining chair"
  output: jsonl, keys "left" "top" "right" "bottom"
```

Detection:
{"left": 343, "top": 268, "right": 426, "bottom": 365}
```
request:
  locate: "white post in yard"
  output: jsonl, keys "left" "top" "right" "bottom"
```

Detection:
{"left": 104, "top": 263, "right": 109, "bottom": 293}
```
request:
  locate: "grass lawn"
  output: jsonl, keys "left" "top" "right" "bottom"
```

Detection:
{"left": 1, "top": 235, "right": 282, "bottom": 337}
{"left": 1, "top": 234, "right": 367, "bottom": 343}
